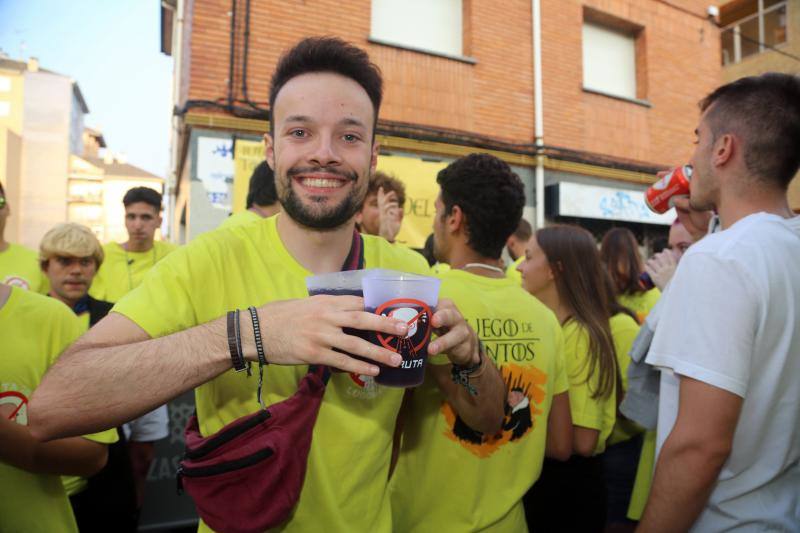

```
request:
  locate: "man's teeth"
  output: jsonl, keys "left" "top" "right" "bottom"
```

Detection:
{"left": 301, "top": 177, "right": 344, "bottom": 188}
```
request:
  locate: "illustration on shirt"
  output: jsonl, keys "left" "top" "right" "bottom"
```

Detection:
{"left": 441, "top": 363, "right": 547, "bottom": 458}
{"left": 346, "top": 372, "right": 382, "bottom": 400}
{"left": 0, "top": 389, "right": 29, "bottom": 424}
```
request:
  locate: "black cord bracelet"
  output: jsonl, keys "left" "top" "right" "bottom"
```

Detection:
{"left": 451, "top": 342, "right": 485, "bottom": 397}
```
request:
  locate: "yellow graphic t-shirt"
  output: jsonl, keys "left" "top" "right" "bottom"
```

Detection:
{"left": 90, "top": 240, "right": 178, "bottom": 303}
{"left": 113, "top": 215, "right": 430, "bottom": 533}
{"left": 607, "top": 312, "right": 643, "bottom": 446}
{"left": 618, "top": 287, "right": 660, "bottom": 324}
{"left": 218, "top": 209, "right": 261, "bottom": 229}
{"left": 391, "top": 269, "right": 569, "bottom": 533}
{"left": 0, "top": 243, "right": 48, "bottom": 294}
{"left": 0, "top": 288, "right": 83, "bottom": 533}
{"left": 563, "top": 320, "right": 617, "bottom": 455}
{"left": 506, "top": 255, "right": 524, "bottom": 286}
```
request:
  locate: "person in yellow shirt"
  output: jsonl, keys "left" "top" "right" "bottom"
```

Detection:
{"left": 30, "top": 37, "right": 485, "bottom": 533}
{"left": 601, "top": 227, "right": 660, "bottom": 323}
{"left": 90, "top": 186, "right": 178, "bottom": 303}
{"left": 518, "top": 224, "right": 619, "bottom": 531}
{"left": 391, "top": 154, "right": 570, "bottom": 533}
{"left": 0, "top": 181, "right": 48, "bottom": 293}
{"left": 40, "top": 223, "right": 113, "bottom": 329}
{"left": 597, "top": 271, "right": 644, "bottom": 531}
{"left": 505, "top": 217, "right": 531, "bottom": 286}
{"left": 219, "top": 160, "right": 280, "bottom": 229}
{"left": 87, "top": 188, "right": 173, "bottom": 512}
{"left": 38, "top": 222, "right": 138, "bottom": 531}
{"left": 0, "top": 284, "right": 110, "bottom": 533}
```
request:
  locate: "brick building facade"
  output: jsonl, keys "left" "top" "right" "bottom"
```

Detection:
{"left": 161, "top": 0, "right": 722, "bottom": 244}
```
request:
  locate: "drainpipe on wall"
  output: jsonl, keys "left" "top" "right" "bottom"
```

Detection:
{"left": 169, "top": 0, "right": 185, "bottom": 241}
{"left": 532, "top": 0, "right": 545, "bottom": 229}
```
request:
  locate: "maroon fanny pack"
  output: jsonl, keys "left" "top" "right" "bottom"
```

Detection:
{"left": 177, "top": 365, "right": 331, "bottom": 533}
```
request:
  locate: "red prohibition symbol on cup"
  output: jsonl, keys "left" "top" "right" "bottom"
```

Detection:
{"left": 374, "top": 298, "right": 433, "bottom": 355}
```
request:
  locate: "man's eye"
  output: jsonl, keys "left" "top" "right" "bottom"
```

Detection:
{"left": 343, "top": 134, "right": 359, "bottom": 142}
{"left": 290, "top": 129, "right": 306, "bottom": 138}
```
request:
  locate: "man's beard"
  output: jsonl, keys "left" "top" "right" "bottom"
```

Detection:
{"left": 279, "top": 166, "right": 365, "bottom": 230}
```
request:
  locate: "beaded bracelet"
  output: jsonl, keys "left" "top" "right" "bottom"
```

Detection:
{"left": 248, "top": 306, "right": 268, "bottom": 409}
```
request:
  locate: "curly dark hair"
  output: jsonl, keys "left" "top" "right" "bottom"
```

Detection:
{"left": 437, "top": 153, "right": 525, "bottom": 259}
{"left": 269, "top": 37, "right": 383, "bottom": 134}
{"left": 366, "top": 170, "right": 406, "bottom": 208}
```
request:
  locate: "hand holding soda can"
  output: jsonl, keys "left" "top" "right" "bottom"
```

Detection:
{"left": 645, "top": 165, "right": 692, "bottom": 214}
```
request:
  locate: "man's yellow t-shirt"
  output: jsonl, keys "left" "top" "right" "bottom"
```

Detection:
{"left": 113, "top": 215, "right": 430, "bottom": 533}
{"left": 0, "top": 243, "right": 48, "bottom": 293}
{"left": 218, "top": 209, "right": 262, "bottom": 229}
{"left": 506, "top": 255, "right": 524, "bottom": 286}
{"left": 0, "top": 288, "right": 82, "bottom": 532}
{"left": 618, "top": 287, "right": 660, "bottom": 324}
{"left": 390, "top": 269, "right": 569, "bottom": 533}
{"left": 562, "top": 320, "right": 617, "bottom": 455}
{"left": 90, "top": 240, "right": 178, "bottom": 303}
{"left": 607, "top": 312, "right": 643, "bottom": 446}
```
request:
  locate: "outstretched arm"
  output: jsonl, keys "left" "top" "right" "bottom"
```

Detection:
{"left": 0, "top": 405, "right": 108, "bottom": 477}
{"left": 30, "top": 296, "right": 409, "bottom": 441}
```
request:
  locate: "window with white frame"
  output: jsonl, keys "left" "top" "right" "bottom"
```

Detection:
{"left": 582, "top": 22, "right": 637, "bottom": 100}
{"left": 720, "top": 0, "right": 788, "bottom": 66}
{"left": 370, "top": 0, "right": 463, "bottom": 58}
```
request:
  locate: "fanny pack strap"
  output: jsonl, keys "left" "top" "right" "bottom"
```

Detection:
{"left": 342, "top": 229, "right": 365, "bottom": 271}
{"left": 308, "top": 365, "right": 332, "bottom": 385}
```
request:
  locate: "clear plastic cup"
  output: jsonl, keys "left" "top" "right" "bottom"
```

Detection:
{"left": 362, "top": 273, "right": 441, "bottom": 387}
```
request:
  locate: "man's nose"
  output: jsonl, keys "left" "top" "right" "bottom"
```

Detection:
{"left": 308, "top": 136, "right": 341, "bottom": 168}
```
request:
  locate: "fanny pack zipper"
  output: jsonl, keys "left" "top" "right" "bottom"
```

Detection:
{"left": 177, "top": 447, "right": 274, "bottom": 494}
{"left": 184, "top": 409, "right": 271, "bottom": 460}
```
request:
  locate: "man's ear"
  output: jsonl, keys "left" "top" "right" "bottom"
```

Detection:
{"left": 448, "top": 205, "right": 465, "bottom": 233}
{"left": 40, "top": 260, "right": 49, "bottom": 274}
{"left": 713, "top": 133, "right": 736, "bottom": 168}
{"left": 264, "top": 133, "right": 275, "bottom": 171}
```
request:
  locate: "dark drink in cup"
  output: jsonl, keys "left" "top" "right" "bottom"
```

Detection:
{"left": 307, "top": 287, "right": 371, "bottom": 367}
{"left": 306, "top": 269, "right": 440, "bottom": 387}
{"left": 363, "top": 274, "right": 441, "bottom": 388}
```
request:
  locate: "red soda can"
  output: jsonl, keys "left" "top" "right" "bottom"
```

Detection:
{"left": 645, "top": 165, "right": 692, "bottom": 214}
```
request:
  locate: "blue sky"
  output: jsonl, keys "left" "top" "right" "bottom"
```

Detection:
{"left": 0, "top": 0, "right": 173, "bottom": 176}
